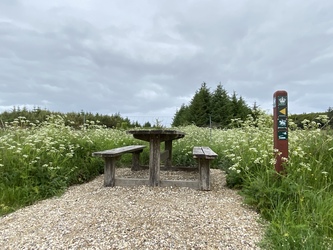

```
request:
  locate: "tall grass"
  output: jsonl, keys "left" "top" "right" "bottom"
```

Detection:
{"left": 1, "top": 112, "right": 333, "bottom": 249}
{"left": 0, "top": 115, "right": 142, "bottom": 215}
{"left": 222, "top": 114, "right": 333, "bottom": 249}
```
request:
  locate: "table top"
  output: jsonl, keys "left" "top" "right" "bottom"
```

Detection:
{"left": 127, "top": 129, "right": 185, "bottom": 142}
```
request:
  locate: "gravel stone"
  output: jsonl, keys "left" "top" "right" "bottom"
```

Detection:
{"left": 0, "top": 169, "right": 265, "bottom": 249}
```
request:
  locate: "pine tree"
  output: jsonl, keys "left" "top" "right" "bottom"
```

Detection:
{"left": 172, "top": 83, "right": 252, "bottom": 127}
{"left": 210, "top": 83, "right": 232, "bottom": 128}
{"left": 231, "top": 91, "right": 251, "bottom": 120}
{"left": 172, "top": 104, "right": 190, "bottom": 127}
{"left": 237, "top": 96, "right": 251, "bottom": 120}
{"left": 188, "top": 82, "right": 211, "bottom": 127}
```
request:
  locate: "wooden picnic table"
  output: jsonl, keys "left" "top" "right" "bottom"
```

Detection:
{"left": 126, "top": 129, "right": 185, "bottom": 186}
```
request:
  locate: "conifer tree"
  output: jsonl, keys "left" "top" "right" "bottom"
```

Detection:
{"left": 231, "top": 91, "right": 251, "bottom": 121}
{"left": 237, "top": 96, "right": 251, "bottom": 120}
{"left": 211, "top": 83, "right": 232, "bottom": 128}
{"left": 188, "top": 82, "right": 211, "bottom": 127}
{"left": 172, "top": 104, "right": 190, "bottom": 127}
{"left": 172, "top": 83, "right": 252, "bottom": 127}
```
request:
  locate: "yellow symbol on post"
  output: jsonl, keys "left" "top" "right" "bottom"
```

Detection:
{"left": 279, "top": 108, "right": 287, "bottom": 116}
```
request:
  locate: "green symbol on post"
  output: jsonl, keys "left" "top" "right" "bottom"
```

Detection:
{"left": 278, "top": 96, "right": 287, "bottom": 106}
{"left": 278, "top": 131, "right": 288, "bottom": 140}
{"left": 278, "top": 118, "right": 287, "bottom": 129}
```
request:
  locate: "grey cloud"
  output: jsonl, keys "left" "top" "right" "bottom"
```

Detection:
{"left": 0, "top": 0, "right": 332, "bottom": 124}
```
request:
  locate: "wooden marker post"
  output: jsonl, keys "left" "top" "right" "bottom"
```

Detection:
{"left": 273, "top": 90, "right": 288, "bottom": 173}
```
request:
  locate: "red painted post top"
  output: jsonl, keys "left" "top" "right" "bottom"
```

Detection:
{"left": 273, "top": 90, "right": 288, "bottom": 173}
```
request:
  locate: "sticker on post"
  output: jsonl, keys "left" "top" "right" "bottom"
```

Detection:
{"left": 278, "top": 131, "right": 288, "bottom": 140}
{"left": 278, "top": 96, "right": 287, "bottom": 106}
{"left": 278, "top": 118, "right": 287, "bottom": 129}
{"left": 278, "top": 107, "right": 287, "bottom": 116}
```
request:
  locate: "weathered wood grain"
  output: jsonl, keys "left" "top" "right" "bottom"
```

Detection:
{"left": 92, "top": 145, "right": 146, "bottom": 187}
{"left": 127, "top": 129, "right": 185, "bottom": 187}
{"left": 193, "top": 146, "right": 218, "bottom": 191}
{"left": 149, "top": 135, "right": 160, "bottom": 186}
{"left": 114, "top": 178, "right": 199, "bottom": 189}
{"left": 92, "top": 145, "right": 146, "bottom": 158}
{"left": 104, "top": 158, "right": 116, "bottom": 187}
{"left": 164, "top": 140, "right": 172, "bottom": 169}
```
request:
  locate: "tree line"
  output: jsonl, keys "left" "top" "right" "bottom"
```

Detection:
{"left": 172, "top": 83, "right": 252, "bottom": 128}
{"left": 0, "top": 106, "right": 147, "bottom": 129}
{"left": 1, "top": 86, "right": 331, "bottom": 130}
{"left": 289, "top": 108, "right": 333, "bottom": 129}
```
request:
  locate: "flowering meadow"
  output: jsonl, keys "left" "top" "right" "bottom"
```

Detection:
{"left": 1, "top": 112, "right": 333, "bottom": 249}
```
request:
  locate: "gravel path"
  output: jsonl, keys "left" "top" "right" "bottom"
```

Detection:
{"left": 0, "top": 169, "right": 264, "bottom": 249}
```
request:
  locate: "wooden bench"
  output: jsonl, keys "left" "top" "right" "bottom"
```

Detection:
{"left": 193, "top": 146, "right": 218, "bottom": 191}
{"left": 92, "top": 145, "right": 146, "bottom": 187}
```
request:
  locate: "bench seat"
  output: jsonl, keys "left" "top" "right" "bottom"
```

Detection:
{"left": 193, "top": 146, "right": 218, "bottom": 191}
{"left": 92, "top": 145, "right": 146, "bottom": 186}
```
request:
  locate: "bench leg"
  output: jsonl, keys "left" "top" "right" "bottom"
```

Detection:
{"left": 104, "top": 157, "right": 116, "bottom": 187}
{"left": 199, "top": 158, "right": 210, "bottom": 191}
{"left": 131, "top": 151, "right": 142, "bottom": 171}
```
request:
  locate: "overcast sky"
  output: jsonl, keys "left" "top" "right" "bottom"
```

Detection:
{"left": 1, "top": 0, "right": 332, "bottom": 126}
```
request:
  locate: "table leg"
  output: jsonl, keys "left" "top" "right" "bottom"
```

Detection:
{"left": 165, "top": 140, "right": 172, "bottom": 169}
{"left": 149, "top": 135, "right": 161, "bottom": 186}
{"left": 131, "top": 152, "right": 141, "bottom": 171}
